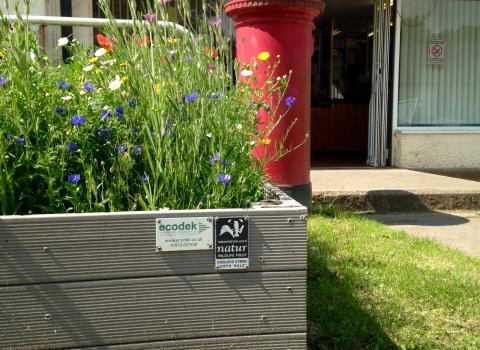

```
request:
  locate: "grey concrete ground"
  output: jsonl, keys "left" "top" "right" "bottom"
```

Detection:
{"left": 368, "top": 211, "right": 480, "bottom": 258}
{"left": 311, "top": 169, "right": 480, "bottom": 211}
{"left": 311, "top": 169, "right": 480, "bottom": 194}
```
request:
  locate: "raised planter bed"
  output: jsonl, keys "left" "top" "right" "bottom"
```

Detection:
{"left": 0, "top": 188, "right": 307, "bottom": 349}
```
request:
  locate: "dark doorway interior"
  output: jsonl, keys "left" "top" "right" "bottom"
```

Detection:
{"left": 311, "top": 3, "right": 374, "bottom": 168}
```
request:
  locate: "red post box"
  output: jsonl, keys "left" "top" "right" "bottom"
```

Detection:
{"left": 224, "top": 0, "right": 325, "bottom": 207}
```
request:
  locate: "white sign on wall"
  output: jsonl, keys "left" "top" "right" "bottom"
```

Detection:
{"left": 428, "top": 38, "right": 446, "bottom": 64}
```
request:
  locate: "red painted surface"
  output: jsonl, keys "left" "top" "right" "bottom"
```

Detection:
{"left": 224, "top": 0, "right": 325, "bottom": 187}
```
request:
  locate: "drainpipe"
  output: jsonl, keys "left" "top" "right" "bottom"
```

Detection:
{"left": 224, "top": 0, "right": 325, "bottom": 207}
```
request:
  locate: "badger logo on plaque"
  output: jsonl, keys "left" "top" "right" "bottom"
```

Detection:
{"left": 215, "top": 217, "right": 249, "bottom": 270}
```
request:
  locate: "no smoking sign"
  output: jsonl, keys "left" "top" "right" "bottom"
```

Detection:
{"left": 428, "top": 39, "right": 446, "bottom": 64}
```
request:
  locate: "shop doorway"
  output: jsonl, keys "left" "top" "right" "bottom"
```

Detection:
{"left": 311, "top": 0, "right": 393, "bottom": 168}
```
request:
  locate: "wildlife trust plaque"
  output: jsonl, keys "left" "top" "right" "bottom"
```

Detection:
{"left": 215, "top": 217, "right": 249, "bottom": 270}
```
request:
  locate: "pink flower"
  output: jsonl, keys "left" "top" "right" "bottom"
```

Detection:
{"left": 210, "top": 17, "right": 222, "bottom": 27}
{"left": 209, "top": 64, "right": 217, "bottom": 72}
{"left": 143, "top": 13, "right": 155, "bottom": 22}
{"left": 158, "top": 0, "right": 171, "bottom": 4}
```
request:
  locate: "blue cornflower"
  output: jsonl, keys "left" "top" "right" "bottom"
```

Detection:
{"left": 210, "top": 152, "right": 221, "bottom": 164}
{"left": 128, "top": 97, "right": 137, "bottom": 108}
{"left": 55, "top": 106, "right": 66, "bottom": 114}
{"left": 0, "top": 75, "right": 7, "bottom": 86}
{"left": 115, "top": 144, "right": 127, "bottom": 153}
{"left": 209, "top": 92, "right": 222, "bottom": 100}
{"left": 71, "top": 115, "right": 86, "bottom": 126}
{"left": 285, "top": 96, "right": 296, "bottom": 107}
{"left": 115, "top": 105, "right": 124, "bottom": 118}
{"left": 83, "top": 82, "right": 97, "bottom": 92}
{"left": 151, "top": 131, "right": 157, "bottom": 137}
{"left": 131, "top": 127, "right": 140, "bottom": 133}
{"left": 68, "top": 174, "right": 81, "bottom": 184}
{"left": 184, "top": 92, "right": 199, "bottom": 103}
{"left": 140, "top": 175, "right": 150, "bottom": 183}
{"left": 217, "top": 174, "right": 231, "bottom": 184}
{"left": 101, "top": 109, "right": 112, "bottom": 120}
{"left": 132, "top": 146, "right": 143, "bottom": 154}
{"left": 221, "top": 159, "right": 229, "bottom": 167}
{"left": 162, "top": 121, "right": 171, "bottom": 137}
{"left": 4, "top": 133, "right": 13, "bottom": 139}
{"left": 97, "top": 125, "right": 112, "bottom": 139}
{"left": 184, "top": 56, "right": 193, "bottom": 63}
{"left": 66, "top": 143, "right": 78, "bottom": 151}
{"left": 56, "top": 80, "right": 70, "bottom": 90}
{"left": 14, "top": 136, "right": 25, "bottom": 144}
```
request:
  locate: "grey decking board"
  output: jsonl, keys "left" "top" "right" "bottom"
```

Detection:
{"left": 71, "top": 333, "right": 307, "bottom": 349}
{"left": 0, "top": 271, "right": 306, "bottom": 350}
{"left": 0, "top": 213, "right": 306, "bottom": 286}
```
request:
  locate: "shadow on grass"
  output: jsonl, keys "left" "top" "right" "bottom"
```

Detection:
{"left": 307, "top": 206, "right": 400, "bottom": 350}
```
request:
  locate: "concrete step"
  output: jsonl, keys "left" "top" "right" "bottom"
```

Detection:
{"left": 311, "top": 169, "right": 480, "bottom": 213}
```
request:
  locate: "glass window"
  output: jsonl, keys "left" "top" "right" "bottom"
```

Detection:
{"left": 397, "top": 0, "right": 480, "bottom": 127}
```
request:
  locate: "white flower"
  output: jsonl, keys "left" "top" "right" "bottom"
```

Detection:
{"left": 82, "top": 65, "right": 95, "bottom": 72}
{"left": 206, "top": 133, "right": 212, "bottom": 138}
{"left": 241, "top": 69, "right": 253, "bottom": 77}
{"left": 45, "top": 93, "right": 49, "bottom": 97}
{"left": 29, "top": 51, "right": 36, "bottom": 61}
{"left": 249, "top": 140, "right": 256, "bottom": 145}
{"left": 109, "top": 75, "right": 122, "bottom": 91}
{"left": 79, "top": 90, "right": 86, "bottom": 95}
{"left": 61, "top": 95, "right": 73, "bottom": 101}
{"left": 100, "top": 59, "right": 116, "bottom": 66}
{"left": 57, "top": 37, "right": 69, "bottom": 47}
{"left": 236, "top": 123, "right": 243, "bottom": 130}
{"left": 94, "top": 47, "right": 106, "bottom": 57}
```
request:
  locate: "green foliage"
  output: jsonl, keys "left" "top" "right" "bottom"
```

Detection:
{"left": 308, "top": 210, "right": 480, "bottom": 349}
{"left": 0, "top": 0, "right": 295, "bottom": 214}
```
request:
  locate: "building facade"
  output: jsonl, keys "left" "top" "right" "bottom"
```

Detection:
{"left": 2, "top": 0, "right": 479, "bottom": 170}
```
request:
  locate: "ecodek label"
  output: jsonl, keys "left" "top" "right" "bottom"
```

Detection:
{"left": 155, "top": 217, "right": 213, "bottom": 251}
{"left": 215, "top": 217, "right": 249, "bottom": 270}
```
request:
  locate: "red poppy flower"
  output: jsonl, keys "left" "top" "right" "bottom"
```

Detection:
{"left": 96, "top": 33, "right": 113, "bottom": 51}
{"left": 204, "top": 47, "right": 217, "bottom": 60}
{"left": 137, "top": 36, "right": 151, "bottom": 49}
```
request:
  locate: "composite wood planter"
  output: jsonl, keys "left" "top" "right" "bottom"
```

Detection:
{"left": 0, "top": 188, "right": 308, "bottom": 349}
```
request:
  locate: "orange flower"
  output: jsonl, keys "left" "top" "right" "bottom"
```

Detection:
{"left": 137, "top": 36, "right": 151, "bottom": 49}
{"left": 96, "top": 33, "right": 113, "bottom": 51}
{"left": 204, "top": 47, "right": 217, "bottom": 60}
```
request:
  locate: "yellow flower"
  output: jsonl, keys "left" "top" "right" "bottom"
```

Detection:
{"left": 260, "top": 138, "right": 271, "bottom": 145}
{"left": 166, "top": 37, "right": 177, "bottom": 44}
{"left": 155, "top": 83, "right": 161, "bottom": 93}
{"left": 121, "top": 76, "right": 128, "bottom": 83}
{"left": 258, "top": 51, "right": 270, "bottom": 61}
{"left": 89, "top": 56, "right": 99, "bottom": 64}
{"left": 0, "top": 50, "right": 4, "bottom": 59}
{"left": 120, "top": 62, "right": 128, "bottom": 68}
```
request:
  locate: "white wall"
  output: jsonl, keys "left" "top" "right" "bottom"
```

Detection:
{"left": 72, "top": 0, "right": 93, "bottom": 48}
{"left": 1, "top": 0, "right": 62, "bottom": 61}
{"left": 393, "top": 132, "right": 480, "bottom": 169}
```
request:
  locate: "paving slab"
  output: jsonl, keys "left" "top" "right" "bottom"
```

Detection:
{"left": 311, "top": 169, "right": 480, "bottom": 212}
{"left": 368, "top": 211, "right": 480, "bottom": 258}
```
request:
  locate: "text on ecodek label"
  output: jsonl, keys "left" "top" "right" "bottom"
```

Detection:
{"left": 156, "top": 217, "right": 213, "bottom": 251}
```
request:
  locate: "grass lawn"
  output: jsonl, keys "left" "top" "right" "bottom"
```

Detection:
{"left": 307, "top": 207, "right": 480, "bottom": 350}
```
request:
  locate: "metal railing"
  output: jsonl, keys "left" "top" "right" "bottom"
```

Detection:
{"left": 3, "top": 14, "right": 190, "bottom": 33}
